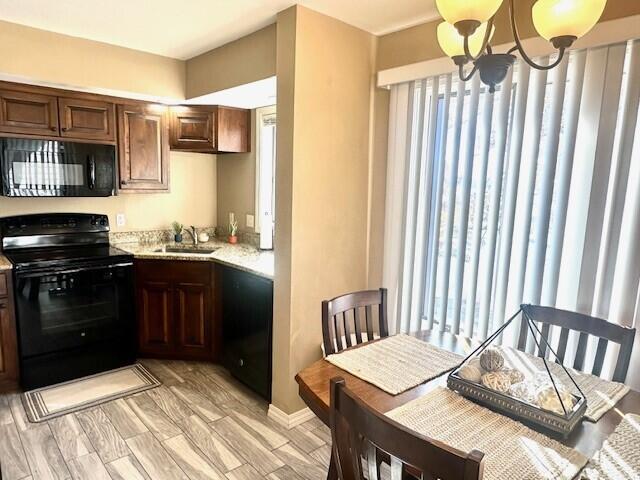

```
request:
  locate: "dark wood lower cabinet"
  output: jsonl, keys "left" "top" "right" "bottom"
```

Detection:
{"left": 135, "top": 260, "right": 216, "bottom": 360}
{"left": 0, "top": 271, "right": 19, "bottom": 392}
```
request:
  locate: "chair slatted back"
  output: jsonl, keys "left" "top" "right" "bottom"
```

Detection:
{"left": 518, "top": 304, "right": 635, "bottom": 383}
{"left": 330, "top": 377, "right": 485, "bottom": 480}
{"left": 322, "top": 289, "right": 388, "bottom": 355}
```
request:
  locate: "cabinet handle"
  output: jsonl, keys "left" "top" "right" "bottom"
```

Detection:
{"left": 239, "top": 358, "right": 244, "bottom": 367}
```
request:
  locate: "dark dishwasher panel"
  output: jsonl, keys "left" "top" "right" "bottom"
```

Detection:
{"left": 220, "top": 265, "right": 273, "bottom": 401}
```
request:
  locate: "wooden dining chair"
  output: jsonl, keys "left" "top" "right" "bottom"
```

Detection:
{"left": 518, "top": 304, "right": 636, "bottom": 383}
{"left": 322, "top": 288, "right": 388, "bottom": 356}
{"left": 330, "top": 377, "right": 484, "bottom": 480}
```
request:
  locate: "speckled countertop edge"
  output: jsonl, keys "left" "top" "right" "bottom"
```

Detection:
{"left": 0, "top": 253, "right": 12, "bottom": 271}
{"left": 114, "top": 240, "right": 274, "bottom": 280}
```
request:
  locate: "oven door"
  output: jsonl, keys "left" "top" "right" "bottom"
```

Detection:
{"left": 13, "top": 262, "right": 134, "bottom": 358}
{"left": 1, "top": 138, "right": 115, "bottom": 197}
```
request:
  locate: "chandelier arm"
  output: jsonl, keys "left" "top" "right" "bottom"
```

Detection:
{"left": 458, "top": 63, "right": 479, "bottom": 82}
{"left": 463, "top": 16, "right": 495, "bottom": 62}
{"left": 508, "top": 0, "right": 567, "bottom": 71}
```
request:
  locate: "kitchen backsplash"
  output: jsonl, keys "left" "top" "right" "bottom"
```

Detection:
{"left": 110, "top": 226, "right": 260, "bottom": 248}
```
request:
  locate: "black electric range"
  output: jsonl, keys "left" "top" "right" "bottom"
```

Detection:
{"left": 0, "top": 213, "right": 136, "bottom": 389}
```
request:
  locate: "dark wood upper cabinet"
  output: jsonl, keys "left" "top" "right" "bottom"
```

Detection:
{"left": 59, "top": 97, "right": 115, "bottom": 142}
{"left": 169, "top": 105, "right": 250, "bottom": 154}
{"left": 0, "top": 89, "right": 59, "bottom": 136}
{"left": 170, "top": 106, "right": 215, "bottom": 152}
{"left": 217, "top": 106, "right": 250, "bottom": 153}
{"left": 117, "top": 103, "right": 170, "bottom": 192}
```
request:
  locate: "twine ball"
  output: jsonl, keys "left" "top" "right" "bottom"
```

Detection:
{"left": 509, "top": 380, "right": 537, "bottom": 404}
{"left": 504, "top": 368, "right": 525, "bottom": 384}
{"left": 480, "top": 348, "right": 504, "bottom": 372}
{"left": 458, "top": 363, "right": 483, "bottom": 383}
{"left": 481, "top": 371, "right": 511, "bottom": 393}
{"left": 535, "top": 385, "right": 576, "bottom": 415}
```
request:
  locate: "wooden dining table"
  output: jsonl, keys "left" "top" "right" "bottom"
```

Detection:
{"left": 295, "top": 330, "right": 640, "bottom": 480}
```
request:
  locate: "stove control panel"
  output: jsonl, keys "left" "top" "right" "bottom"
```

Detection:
{"left": 0, "top": 214, "right": 111, "bottom": 248}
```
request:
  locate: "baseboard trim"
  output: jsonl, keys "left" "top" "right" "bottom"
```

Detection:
{"left": 267, "top": 404, "right": 316, "bottom": 429}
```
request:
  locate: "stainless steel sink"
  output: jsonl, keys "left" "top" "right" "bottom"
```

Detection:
{"left": 154, "top": 246, "right": 218, "bottom": 255}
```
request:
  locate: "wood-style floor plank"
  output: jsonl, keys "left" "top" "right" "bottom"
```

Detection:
{"left": 226, "top": 463, "right": 265, "bottom": 480}
{"left": 163, "top": 434, "right": 227, "bottom": 480}
{"left": 212, "top": 416, "right": 284, "bottom": 476}
{"left": 126, "top": 432, "right": 189, "bottom": 480}
{"left": 0, "top": 395, "right": 13, "bottom": 425}
{"left": 102, "top": 398, "right": 148, "bottom": 439}
{"left": 140, "top": 359, "right": 185, "bottom": 385}
{"left": 267, "top": 466, "right": 306, "bottom": 480}
{"left": 20, "top": 423, "right": 71, "bottom": 480}
{"left": 179, "top": 414, "right": 243, "bottom": 473}
{"left": 126, "top": 393, "right": 181, "bottom": 441}
{"left": 75, "top": 408, "right": 130, "bottom": 463}
{"left": 0, "top": 422, "right": 31, "bottom": 480}
{"left": 66, "top": 452, "right": 111, "bottom": 480}
{"left": 146, "top": 385, "right": 194, "bottom": 422}
{"left": 8, "top": 394, "right": 37, "bottom": 432}
{"left": 182, "top": 371, "right": 238, "bottom": 405}
{"left": 105, "top": 455, "right": 151, "bottom": 480}
{"left": 170, "top": 384, "right": 224, "bottom": 422}
{"left": 223, "top": 402, "right": 289, "bottom": 450}
{"left": 281, "top": 426, "right": 325, "bottom": 454}
{"left": 273, "top": 443, "right": 327, "bottom": 480}
{"left": 48, "top": 413, "right": 94, "bottom": 461}
{"left": 309, "top": 444, "right": 331, "bottom": 469}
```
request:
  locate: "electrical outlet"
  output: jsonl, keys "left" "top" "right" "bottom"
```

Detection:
{"left": 246, "top": 214, "right": 255, "bottom": 228}
{"left": 116, "top": 213, "right": 126, "bottom": 227}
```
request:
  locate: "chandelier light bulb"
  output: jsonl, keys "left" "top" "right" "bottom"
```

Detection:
{"left": 532, "top": 0, "right": 606, "bottom": 44}
{"left": 436, "top": 0, "right": 503, "bottom": 32}
{"left": 437, "top": 21, "right": 495, "bottom": 59}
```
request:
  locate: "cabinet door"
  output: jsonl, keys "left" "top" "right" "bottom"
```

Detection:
{"left": 59, "top": 97, "right": 115, "bottom": 142}
{"left": 0, "top": 89, "right": 59, "bottom": 136}
{"left": 0, "top": 274, "right": 19, "bottom": 389}
{"left": 117, "top": 103, "right": 169, "bottom": 191}
{"left": 170, "top": 106, "right": 215, "bottom": 152}
{"left": 138, "top": 280, "right": 174, "bottom": 355}
{"left": 175, "top": 283, "right": 212, "bottom": 359}
{"left": 217, "top": 107, "right": 250, "bottom": 153}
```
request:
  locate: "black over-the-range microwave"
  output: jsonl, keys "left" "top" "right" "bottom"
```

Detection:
{"left": 0, "top": 137, "right": 116, "bottom": 197}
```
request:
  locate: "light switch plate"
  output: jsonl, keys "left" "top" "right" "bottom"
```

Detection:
{"left": 116, "top": 213, "right": 126, "bottom": 227}
{"left": 246, "top": 214, "right": 255, "bottom": 228}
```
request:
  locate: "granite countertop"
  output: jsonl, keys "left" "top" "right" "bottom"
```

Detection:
{"left": 115, "top": 239, "right": 274, "bottom": 280}
{"left": 0, "top": 254, "right": 12, "bottom": 271}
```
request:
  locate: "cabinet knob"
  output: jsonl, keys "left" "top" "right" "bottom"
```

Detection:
{"left": 61, "top": 127, "right": 68, "bottom": 132}
{"left": 239, "top": 359, "right": 244, "bottom": 367}
{"left": 50, "top": 126, "right": 57, "bottom": 131}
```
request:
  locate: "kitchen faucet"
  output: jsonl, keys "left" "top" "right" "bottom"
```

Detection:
{"left": 184, "top": 226, "right": 198, "bottom": 245}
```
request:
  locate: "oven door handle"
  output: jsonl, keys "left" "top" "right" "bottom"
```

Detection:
{"left": 17, "top": 262, "right": 133, "bottom": 278}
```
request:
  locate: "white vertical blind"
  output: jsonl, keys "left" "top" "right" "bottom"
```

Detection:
{"left": 384, "top": 40, "right": 640, "bottom": 386}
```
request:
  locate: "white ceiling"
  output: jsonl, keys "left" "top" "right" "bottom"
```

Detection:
{"left": 0, "top": 0, "right": 439, "bottom": 60}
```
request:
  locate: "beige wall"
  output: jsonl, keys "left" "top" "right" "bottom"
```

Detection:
{"left": 0, "top": 152, "right": 217, "bottom": 232}
{"left": 377, "top": 0, "right": 640, "bottom": 71}
{"left": 186, "top": 24, "right": 277, "bottom": 99}
{"left": 217, "top": 110, "right": 257, "bottom": 233}
{"left": 0, "top": 20, "right": 185, "bottom": 100}
{"left": 0, "top": 21, "right": 219, "bottom": 233}
{"left": 273, "top": 5, "right": 376, "bottom": 414}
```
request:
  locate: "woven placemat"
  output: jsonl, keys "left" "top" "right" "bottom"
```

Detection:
{"left": 500, "top": 348, "right": 630, "bottom": 422}
{"left": 387, "top": 387, "right": 587, "bottom": 480}
{"left": 325, "top": 334, "right": 463, "bottom": 395}
{"left": 580, "top": 414, "right": 640, "bottom": 479}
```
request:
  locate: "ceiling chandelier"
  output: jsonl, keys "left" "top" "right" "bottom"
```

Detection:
{"left": 436, "top": 0, "right": 607, "bottom": 92}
